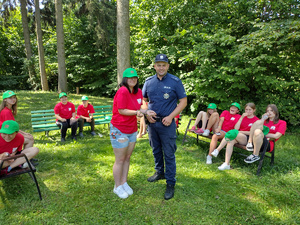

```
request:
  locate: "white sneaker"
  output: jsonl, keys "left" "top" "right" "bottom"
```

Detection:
{"left": 22, "top": 162, "right": 33, "bottom": 168}
{"left": 206, "top": 155, "right": 212, "bottom": 164}
{"left": 113, "top": 185, "right": 128, "bottom": 199}
{"left": 218, "top": 162, "right": 230, "bottom": 170}
{"left": 211, "top": 149, "right": 219, "bottom": 157}
{"left": 202, "top": 129, "right": 210, "bottom": 136}
{"left": 122, "top": 182, "right": 133, "bottom": 195}
{"left": 246, "top": 142, "right": 254, "bottom": 151}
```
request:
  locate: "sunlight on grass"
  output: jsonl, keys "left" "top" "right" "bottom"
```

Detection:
{"left": 0, "top": 92, "right": 299, "bottom": 224}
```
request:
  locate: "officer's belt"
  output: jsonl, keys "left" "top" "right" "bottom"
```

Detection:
{"left": 154, "top": 117, "right": 163, "bottom": 122}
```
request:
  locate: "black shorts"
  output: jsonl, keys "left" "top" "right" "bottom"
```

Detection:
{"left": 197, "top": 120, "right": 208, "bottom": 129}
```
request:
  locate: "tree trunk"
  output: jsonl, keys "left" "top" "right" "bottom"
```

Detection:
{"left": 55, "top": 0, "right": 67, "bottom": 92}
{"left": 34, "top": 0, "right": 49, "bottom": 91}
{"left": 20, "top": 0, "right": 36, "bottom": 88}
{"left": 117, "top": 0, "right": 130, "bottom": 85}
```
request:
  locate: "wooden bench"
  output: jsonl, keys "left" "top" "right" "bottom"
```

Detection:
{"left": 31, "top": 105, "right": 112, "bottom": 136}
{"left": 0, "top": 153, "right": 42, "bottom": 200}
{"left": 182, "top": 118, "right": 275, "bottom": 175}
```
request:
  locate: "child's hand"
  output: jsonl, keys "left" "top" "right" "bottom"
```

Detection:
{"left": 0, "top": 152, "right": 10, "bottom": 159}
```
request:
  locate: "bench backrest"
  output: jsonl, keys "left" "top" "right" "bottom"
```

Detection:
{"left": 31, "top": 105, "right": 112, "bottom": 132}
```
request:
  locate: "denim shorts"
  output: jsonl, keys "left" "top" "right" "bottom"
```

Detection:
{"left": 109, "top": 124, "right": 137, "bottom": 149}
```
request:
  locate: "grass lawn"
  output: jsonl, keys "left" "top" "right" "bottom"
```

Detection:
{"left": 0, "top": 91, "right": 299, "bottom": 224}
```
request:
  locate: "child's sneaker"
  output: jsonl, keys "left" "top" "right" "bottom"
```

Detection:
{"left": 202, "top": 129, "right": 210, "bottom": 136}
{"left": 190, "top": 126, "right": 197, "bottom": 132}
{"left": 195, "top": 128, "right": 204, "bottom": 135}
{"left": 218, "top": 162, "right": 230, "bottom": 170}
{"left": 244, "top": 154, "right": 260, "bottom": 163}
{"left": 113, "top": 185, "right": 129, "bottom": 199}
{"left": 206, "top": 155, "right": 212, "bottom": 164}
{"left": 211, "top": 149, "right": 219, "bottom": 157}
{"left": 122, "top": 182, "right": 133, "bottom": 195}
{"left": 246, "top": 142, "right": 254, "bottom": 151}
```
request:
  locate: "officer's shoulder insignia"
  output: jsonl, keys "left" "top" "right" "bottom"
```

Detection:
{"left": 145, "top": 75, "right": 155, "bottom": 81}
{"left": 170, "top": 75, "right": 180, "bottom": 82}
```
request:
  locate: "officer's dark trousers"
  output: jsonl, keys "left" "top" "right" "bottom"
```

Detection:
{"left": 148, "top": 120, "right": 177, "bottom": 185}
{"left": 56, "top": 119, "right": 78, "bottom": 138}
{"left": 78, "top": 118, "right": 95, "bottom": 132}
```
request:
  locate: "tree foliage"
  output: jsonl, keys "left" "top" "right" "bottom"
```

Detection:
{"left": 130, "top": 0, "right": 300, "bottom": 130}
{"left": 0, "top": 0, "right": 299, "bottom": 129}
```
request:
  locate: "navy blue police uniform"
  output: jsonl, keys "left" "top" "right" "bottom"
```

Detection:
{"left": 142, "top": 72, "right": 186, "bottom": 185}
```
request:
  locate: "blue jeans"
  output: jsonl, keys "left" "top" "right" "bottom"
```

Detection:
{"left": 148, "top": 120, "right": 177, "bottom": 185}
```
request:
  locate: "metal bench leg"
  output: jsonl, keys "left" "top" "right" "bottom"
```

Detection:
{"left": 25, "top": 157, "right": 42, "bottom": 200}
{"left": 182, "top": 118, "right": 193, "bottom": 145}
{"left": 256, "top": 140, "right": 269, "bottom": 176}
{"left": 270, "top": 144, "right": 275, "bottom": 166}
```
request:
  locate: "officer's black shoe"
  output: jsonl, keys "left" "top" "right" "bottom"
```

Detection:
{"left": 72, "top": 136, "right": 77, "bottom": 141}
{"left": 147, "top": 172, "right": 165, "bottom": 182}
{"left": 164, "top": 184, "right": 175, "bottom": 200}
{"left": 61, "top": 138, "right": 66, "bottom": 142}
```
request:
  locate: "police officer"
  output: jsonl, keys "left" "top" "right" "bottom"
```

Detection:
{"left": 142, "top": 54, "right": 187, "bottom": 200}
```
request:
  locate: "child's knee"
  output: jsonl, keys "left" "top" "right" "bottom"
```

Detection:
{"left": 253, "top": 129, "right": 263, "bottom": 137}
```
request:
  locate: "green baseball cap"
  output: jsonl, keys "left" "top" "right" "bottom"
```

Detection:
{"left": 207, "top": 103, "right": 217, "bottom": 109}
{"left": 59, "top": 92, "right": 67, "bottom": 98}
{"left": 0, "top": 120, "right": 19, "bottom": 134}
{"left": 123, "top": 68, "right": 138, "bottom": 78}
{"left": 2, "top": 90, "right": 16, "bottom": 100}
{"left": 263, "top": 125, "right": 269, "bottom": 135}
{"left": 231, "top": 102, "right": 241, "bottom": 110}
{"left": 225, "top": 129, "right": 239, "bottom": 141}
{"left": 82, "top": 96, "right": 88, "bottom": 101}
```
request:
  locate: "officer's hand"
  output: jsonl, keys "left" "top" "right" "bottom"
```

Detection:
{"left": 146, "top": 115, "right": 156, "bottom": 123}
{"left": 146, "top": 110, "right": 156, "bottom": 117}
{"left": 162, "top": 116, "right": 173, "bottom": 126}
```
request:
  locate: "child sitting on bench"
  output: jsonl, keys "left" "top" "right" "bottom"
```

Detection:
{"left": 0, "top": 120, "right": 39, "bottom": 175}
{"left": 190, "top": 103, "right": 219, "bottom": 136}
{"left": 244, "top": 104, "right": 286, "bottom": 163}
{"left": 206, "top": 102, "right": 241, "bottom": 164}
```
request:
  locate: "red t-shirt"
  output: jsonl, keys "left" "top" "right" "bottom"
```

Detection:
{"left": 77, "top": 104, "right": 95, "bottom": 117}
{"left": 239, "top": 116, "right": 259, "bottom": 131}
{"left": 264, "top": 119, "right": 287, "bottom": 152}
{"left": 0, "top": 107, "right": 15, "bottom": 128}
{"left": 220, "top": 110, "right": 241, "bottom": 132}
{"left": 54, "top": 102, "right": 76, "bottom": 121}
{"left": 0, "top": 133, "right": 24, "bottom": 154}
{"left": 175, "top": 114, "right": 180, "bottom": 127}
{"left": 111, "top": 86, "right": 143, "bottom": 134}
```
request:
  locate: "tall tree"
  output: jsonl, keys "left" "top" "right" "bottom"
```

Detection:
{"left": 34, "top": 0, "right": 49, "bottom": 91}
{"left": 55, "top": 0, "right": 67, "bottom": 92}
{"left": 116, "top": 0, "right": 130, "bottom": 84}
{"left": 20, "top": 0, "right": 36, "bottom": 88}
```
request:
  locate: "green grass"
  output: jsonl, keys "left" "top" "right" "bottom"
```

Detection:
{"left": 1, "top": 91, "right": 299, "bottom": 224}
